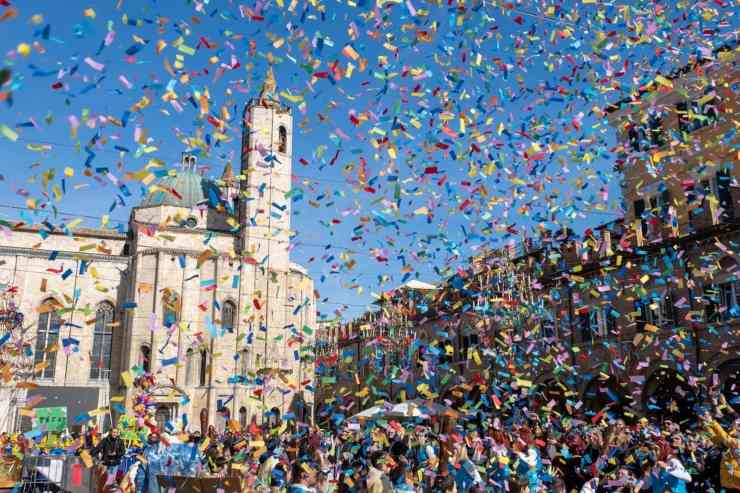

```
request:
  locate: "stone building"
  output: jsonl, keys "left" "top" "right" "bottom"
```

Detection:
{"left": 0, "top": 69, "right": 316, "bottom": 433}
{"left": 317, "top": 43, "right": 739, "bottom": 422}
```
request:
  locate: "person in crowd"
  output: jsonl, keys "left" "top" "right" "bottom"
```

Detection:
{"left": 289, "top": 462, "right": 317, "bottom": 493}
{"left": 90, "top": 427, "right": 126, "bottom": 473}
{"left": 366, "top": 450, "right": 394, "bottom": 493}
{"left": 702, "top": 412, "right": 740, "bottom": 493}
{"left": 10, "top": 372, "right": 740, "bottom": 493}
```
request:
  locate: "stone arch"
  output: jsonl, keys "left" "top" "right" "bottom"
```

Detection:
{"left": 184, "top": 348, "right": 195, "bottom": 386}
{"left": 717, "top": 359, "right": 740, "bottom": 412}
{"left": 238, "top": 406, "right": 248, "bottom": 430}
{"left": 277, "top": 125, "right": 288, "bottom": 153}
{"left": 221, "top": 299, "right": 237, "bottom": 333}
{"left": 146, "top": 384, "right": 189, "bottom": 431}
{"left": 265, "top": 406, "right": 281, "bottom": 428}
{"left": 642, "top": 367, "right": 698, "bottom": 423}
{"left": 145, "top": 383, "right": 189, "bottom": 398}
{"left": 139, "top": 344, "right": 151, "bottom": 373}
{"left": 581, "top": 376, "right": 626, "bottom": 420}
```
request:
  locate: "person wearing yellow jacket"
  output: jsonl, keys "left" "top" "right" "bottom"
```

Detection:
{"left": 701, "top": 412, "right": 740, "bottom": 492}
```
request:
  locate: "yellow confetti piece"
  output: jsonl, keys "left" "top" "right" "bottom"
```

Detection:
{"left": 1, "top": 125, "right": 18, "bottom": 141}
{"left": 342, "top": 44, "right": 360, "bottom": 60}
{"left": 131, "top": 96, "right": 151, "bottom": 112}
{"left": 279, "top": 91, "right": 304, "bottom": 103}
{"left": 67, "top": 218, "right": 82, "bottom": 230}
{"left": 655, "top": 74, "right": 673, "bottom": 88}
{"left": 178, "top": 44, "right": 196, "bottom": 56}
{"left": 16, "top": 43, "right": 31, "bottom": 57}
{"left": 121, "top": 371, "right": 133, "bottom": 387}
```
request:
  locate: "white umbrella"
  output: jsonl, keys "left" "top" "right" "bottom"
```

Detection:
{"left": 350, "top": 401, "right": 392, "bottom": 420}
{"left": 349, "top": 399, "right": 458, "bottom": 421}
{"left": 391, "top": 399, "right": 459, "bottom": 418}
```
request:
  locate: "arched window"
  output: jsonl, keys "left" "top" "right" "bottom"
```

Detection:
{"left": 90, "top": 302, "right": 115, "bottom": 380}
{"left": 199, "top": 349, "right": 208, "bottom": 386}
{"left": 239, "top": 407, "right": 248, "bottom": 430}
{"left": 185, "top": 348, "right": 194, "bottom": 386}
{"left": 140, "top": 345, "right": 151, "bottom": 373}
{"left": 222, "top": 301, "right": 236, "bottom": 333}
{"left": 35, "top": 299, "right": 62, "bottom": 379}
{"left": 219, "top": 407, "right": 231, "bottom": 433}
{"left": 239, "top": 348, "right": 250, "bottom": 376}
{"left": 162, "top": 290, "right": 180, "bottom": 327}
{"left": 277, "top": 126, "right": 287, "bottom": 153}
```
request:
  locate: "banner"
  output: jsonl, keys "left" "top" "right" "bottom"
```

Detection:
{"left": 34, "top": 406, "right": 68, "bottom": 433}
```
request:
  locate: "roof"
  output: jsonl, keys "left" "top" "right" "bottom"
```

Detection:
{"left": 403, "top": 280, "right": 438, "bottom": 290}
{"left": 373, "top": 279, "right": 438, "bottom": 304}
{"left": 140, "top": 169, "right": 220, "bottom": 208}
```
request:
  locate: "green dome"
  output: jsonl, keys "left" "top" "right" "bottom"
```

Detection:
{"left": 140, "top": 170, "right": 218, "bottom": 208}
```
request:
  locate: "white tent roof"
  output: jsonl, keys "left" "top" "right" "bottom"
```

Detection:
{"left": 348, "top": 399, "right": 458, "bottom": 421}
{"left": 402, "top": 280, "right": 438, "bottom": 290}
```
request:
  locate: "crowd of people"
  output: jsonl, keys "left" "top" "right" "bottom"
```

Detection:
{"left": 2, "top": 393, "right": 740, "bottom": 493}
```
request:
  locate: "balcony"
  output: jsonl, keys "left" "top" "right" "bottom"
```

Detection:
{"left": 89, "top": 368, "right": 112, "bottom": 382}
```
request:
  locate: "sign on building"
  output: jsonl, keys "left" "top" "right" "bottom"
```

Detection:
{"left": 33, "top": 407, "right": 68, "bottom": 433}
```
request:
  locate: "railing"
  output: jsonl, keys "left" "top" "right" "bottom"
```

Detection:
{"left": 89, "top": 368, "right": 112, "bottom": 382}
{"left": 18, "top": 454, "right": 93, "bottom": 493}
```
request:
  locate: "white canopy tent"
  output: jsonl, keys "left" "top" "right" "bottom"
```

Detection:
{"left": 349, "top": 399, "right": 459, "bottom": 421}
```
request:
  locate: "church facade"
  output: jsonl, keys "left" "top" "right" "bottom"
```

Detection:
{"left": 0, "top": 71, "right": 316, "bottom": 433}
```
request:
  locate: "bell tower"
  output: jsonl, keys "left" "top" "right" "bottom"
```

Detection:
{"left": 239, "top": 67, "right": 293, "bottom": 269}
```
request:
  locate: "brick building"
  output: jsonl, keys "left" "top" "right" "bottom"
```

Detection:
{"left": 317, "top": 43, "right": 739, "bottom": 422}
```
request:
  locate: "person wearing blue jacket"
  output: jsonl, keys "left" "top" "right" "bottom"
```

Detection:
{"left": 648, "top": 444, "right": 692, "bottom": 493}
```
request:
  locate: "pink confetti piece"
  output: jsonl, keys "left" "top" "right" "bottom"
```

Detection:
{"left": 104, "top": 30, "right": 116, "bottom": 46}
{"left": 84, "top": 57, "right": 105, "bottom": 72}
{"left": 118, "top": 75, "right": 133, "bottom": 89}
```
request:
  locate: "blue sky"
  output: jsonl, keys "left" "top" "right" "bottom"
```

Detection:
{"left": 0, "top": 0, "right": 733, "bottom": 320}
